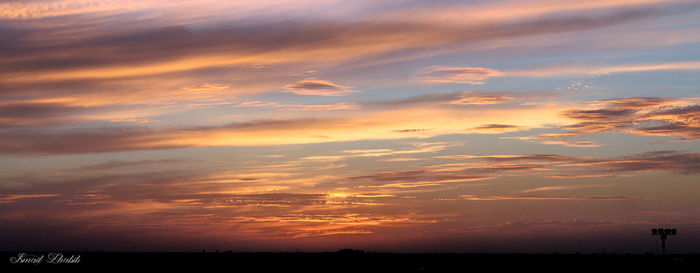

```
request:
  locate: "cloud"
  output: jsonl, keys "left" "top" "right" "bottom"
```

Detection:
{"left": 505, "top": 61, "right": 700, "bottom": 78}
{"left": 283, "top": 78, "right": 359, "bottom": 96}
{"left": 518, "top": 184, "right": 610, "bottom": 193}
{"left": 2, "top": 163, "right": 344, "bottom": 210}
{"left": 448, "top": 95, "right": 515, "bottom": 105}
{"left": 183, "top": 83, "right": 232, "bottom": 92}
{"left": 386, "top": 0, "right": 686, "bottom": 25}
{"left": 1, "top": 118, "right": 372, "bottom": 154}
{"left": 469, "top": 124, "right": 522, "bottom": 134}
{"left": 633, "top": 123, "right": 700, "bottom": 139}
{"left": 432, "top": 150, "right": 700, "bottom": 176}
{"left": 1, "top": 96, "right": 692, "bottom": 161}
{"left": 223, "top": 212, "right": 433, "bottom": 239}
{"left": 236, "top": 101, "right": 360, "bottom": 111}
{"left": 0, "top": 161, "right": 445, "bottom": 243}
{"left": 392, "top": 129, "right": 428, "bottom": 133}
{"left": 378, "top": 157, "right": 425, "bottom": 162}
{"left": 300, "top": 142, "right": 455, "bottom": 164}
{"left": 538, "top": 140, "right": 603, "bottom": 147}
{"left": 590, "top": 151, "right": 700, "bottom": 175}
{"left": 344, "top": 161, "right": 550, "bottom": 189}
{"left": 1, "top": 3, "right": 681, "bottom": 106}
{"left": 633, "top": 105, "right": 700, "bottom": 139}
{"left": 587, "top": 151, "right": 700, "bottom": 175}
{"left": 561, "top": 108, "right": 636, "bottom": 121}
{"left": 0, "top": 0, "right": 150, "bottom": 19}
{"left": 418, "top": 61, "right": 700, "bottom": 85}
{"left": 203, "top": 193, "right": 328, "bottom": 208}
{"left": 69, "top": 159, "right": 188, "bottom": 172}
{"left": 341, "top": 142, "right": 454, "bottom": 157}
{"left": 364, "top": 91, "right": 523, "bottom": 109}
{"left": 546, "top": 174, "right": 627, "bottom": 179}
{"left": 596, "top": 97, "right": 669, "bottom": 109}
{"left": 0, "top": 93, "right": 568, "bottom": 154}
{"left": 109, "top": 118, "right": 153, "bottom": 124}
{"left": 458, "top": 195, "right": 637, "bottom": 201}
{"left": 349, "top": 169, "right": 484, "bottom": 184}
{"left": 0, "top": 194, "right": 61, "bottom": 204}
{"left": 512, "top": 97, "right": 700, "bottom": 146}
{"left": 418, "top": 67, "right": 503, "bottom": 84}
{"left": 0, "top": 126, "right": 176, "bottom": 154}
{"left": 433, "top": 154, "right": 577, "bottom": 162}
{"left": 0, "top": 102, "right": 87, "bottom": 128}
{"left": 0, "top": 149, "right": 696, "bottom": 248}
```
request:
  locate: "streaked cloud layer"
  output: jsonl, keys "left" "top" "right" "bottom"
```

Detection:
{"left": 1, "top": 0, "right": 699, "bottom": 252}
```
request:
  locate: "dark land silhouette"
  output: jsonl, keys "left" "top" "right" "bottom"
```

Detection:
{"left": 2, "top": 250, "right": 698, "bottom": 272}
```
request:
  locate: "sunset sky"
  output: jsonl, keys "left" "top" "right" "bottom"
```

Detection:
{"left": 1, "top": 0, "right": 699, "bottom": 253}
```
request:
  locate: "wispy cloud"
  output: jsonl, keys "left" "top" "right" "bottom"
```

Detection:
{"left": 69, "top": 159, "right": 188, "bottom": 173}
{"left": 2, "top": 2, "right": 683, "bottom": 106}
{"left": 506, "top": 61, "right": 700, "bottom": 77}
{"left": 183, "top": 83, "right": 232, "bottom": 92}
{"left": 448, "top": 95, "right": 515, "bottom": 105}
{"left": 377, "top": 157, "right": 425, "bottom": 162}
{"left": 469, "top": 124, "right": 522, "bottom": 134}
{"left": 0, "top": 94, "right": 568, "bottom": 154}
{"left": 416, "top": 61, "right": 700, "bottom": 86}
{"left": 518, "top": 184, "right": 611, "bottom": 193}
{"left": 585, "top": 151, "right": 700, "bottom": 175}
{"left": 300, "top": 142, "right": 455, "bottom": 162}
{"left": 0, "top": 96, "right": 693, "bottom": 155}
{"left": 284, "top": 78, "right": 359, "bottom": 96}
{"left": 511, "top": 97, "right": 700, "bottom": 146}
{"left": 236, "top": 101, "right": 360, "bottom": 111}
{"left": 435, "top": 151, "right": 700, "bottom": 176}
{"left": 418, "top": 67, "right": 503, "bottom": 84}
{"left": 202, "top": 193, "right": 328, "bottom": 208}
{"left": 458, "top": 195, "right": 637, "bottom": 201}
{"left": 0, "top": 194, "right": 61, "bottom": 204}
{"left": 417, "top": 61, "right": 700, "bottom": 84}
{"left": 344, "top": 161, "right": 550, "bottom": 189}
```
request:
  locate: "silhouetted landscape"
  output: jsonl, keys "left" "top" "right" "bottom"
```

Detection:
{"left": 3, "top": 250, "right": 699, "bottom": 272}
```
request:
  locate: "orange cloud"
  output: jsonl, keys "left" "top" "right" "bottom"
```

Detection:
{"left": 284, "top": 78, "right": 359, "bottom": 96}
{"left": 378, "top": 157, "right": 425, "bottom": 162}
{"left": 0, "top": 102, "right": 87, "bottom": 128}
{"left": 458, "top": 195, "right": 637, "bottom": 201}
{"left": 510, "top": 97, "right": 700, "bottom": 146}
{"left": 449, "top": 95, "right": 514, "bottom": 105}
{"left": 506, "top": 61, "right": 700, "bottom": 77}
{"left": 0, "top": 194, "right": 61, "bottom": 204}
{"left": 1, "top": 2, "right": 673, "bottom": 109}
{"left": 237, "top": 101, "right": 360, "bottom": 111}
{"left": 539, "top": 140, "right": 603, "bottom": 147}
{"left": 109, "top": 118, "right": 153, "bottom": 124}
{"left": 518, "top": 184, "right": 610, "bottom": 193}
{"left": 419, "top": 67, "right": 503, "bottom": 84}
{"left": 183, "top": 83, "right": 232, "bottom": 92}
{"left": 384, "top": 0, "right": 682, "bottom": 26}
{"left": 0, "top": 0, "right": 149, "bottom": 19}
{"left": 0, "top": 96, "right": 568, "bottom": 154}
{"left": 1, "top": 96, "right": 693, "bottom": 155}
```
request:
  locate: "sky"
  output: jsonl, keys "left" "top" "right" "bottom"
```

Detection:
{"left": 0, "top": 0, "right": 699, "bottom": 253}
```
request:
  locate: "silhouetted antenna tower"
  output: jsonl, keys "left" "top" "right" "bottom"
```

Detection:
{"left": 651, "top": 228, "right": 676, "bottom": 255}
